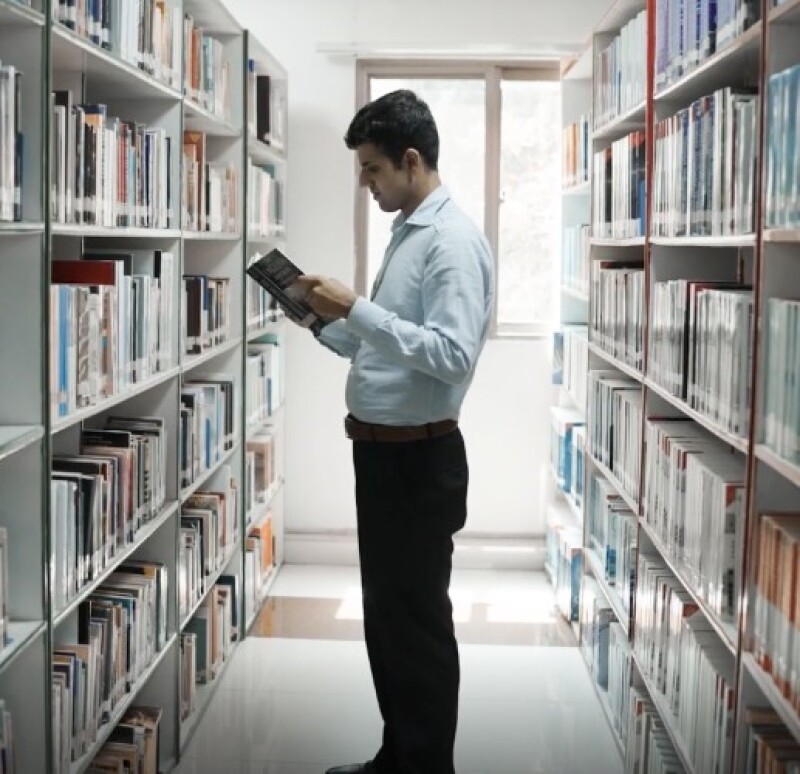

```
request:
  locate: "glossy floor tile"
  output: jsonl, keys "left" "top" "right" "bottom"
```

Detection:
{"left": 174, "top": 565, "right": 624, "bottom": 774}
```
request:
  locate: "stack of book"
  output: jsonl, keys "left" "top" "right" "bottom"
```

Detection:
{"left": 562, "top": 224, "right": 590, "bottom": 296}
{"left": 246, "top": 433, "right": 276, "bottom": 521}
{"left": 51, "top": 93, "right": 173, "bottom": 228}
{"left": 247, "top": 252, "right": 280, "bottom": 331}
{"left": 247, "top": 160, "right": 284, "bottom": 238}
{"left": 246, "top": 62, "right": 286, "bottom": 150}
{"left": 50, "top": 250, "right": 177, "bottom": 417}
{"left": 183, "top": 578, "right": 238, "bottom": 692}
{"left": 752, "top": 513, "right": 800, "bottom": 709}
{"left": 86, "top": 706, "right": 162, "bottom": 774}
{"left": 588, "top": 370, "right": 642, "bottom": 501}
{"left": 593, "top": 10, "right": 647, "bottom": 128}
{"left": 0, "top": 64, "right": 21, "bottom": 223}
{"left": 591, "top": 263, "right": 644, "bottom": 369}
{"left": 592, "top": 131, "right": 646, "bottom": 239}
{"left": 581, "top": 577, "right": 614, "bottom": 691}
{"left": 763, "top": 298, "right": 800, "bottom": 467}
{"left": 625, "top": 688, "right": 686, "bottom": 772}
{"left": 651, "top": 88, "right": 759, "bottom": 237}
{"left": 649, "top": 280, "right": 753, "bottom": 436}
{"left": 587, "top": 472, "right": 637, "bottom": 616}
{"left": 247, "top": 339, "right": 282, "bottom": 426}
{"left": 53, "top": 562, "right": 166, "bottom": 771}
{"left": 184, "top": 16, "right": 229, "bottom": 118}
{"left": 245, "top": 518, "right": 274, "bottom": 622}
{"left": 180, "top": 381, "right": 236, "bottom": 490}
{"left": 181, "top": 274, "right": 231, "bottom": 355}
{"left": 550, "top": 406, "right": 585, "bottom": 496}
{"left": 608, "top": 623, "right": 632, "bottom": 746}
{"left": 563, "top": 114, "right": 591, "bottom": 188}
{"left": 635, "top": 554, "right": 736, "bottom": 772}
{"left": 51, "top": 419, "right": 168, "bottom": 615}
{"left": 182, "top": 132, "right": 239, "bottom": 233}
{"left": 741, "top": 707, "right": 800, "bottom": 771}
{"left": 654, "top": 0, "right": 760, "bottom": 93}
{"left": 53, "top": 0, "right": 183, "bottom": 89}
{"left": 643, "top": 419, "right": 745, "bottom": 622}
{"left": 766, "top": 63, "right": 800, "bottom": 229}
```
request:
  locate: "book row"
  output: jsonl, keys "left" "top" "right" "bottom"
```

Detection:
{"left": 50, "top": 250, "right": 177, "bottom": 417}
{"left": 562, "top": 224, "right": 590, "bottom": 297}
{"left": 626, "top": 688, "right": 686, "bottom": 773}
{"left": 634, "top": 553, "right": 736, "bottom": 773}
{"left": 0, "top": 63, "right": 21, "bottom": 224}
{"left": 591, "top": 262, "right": 644, "bottom": 371}
{"left": 53, "top": 0, "right": 183, "bottom": 90}
{"left": 553, "top": 325, "right": 588, "bottom": 412}
{"left": 550, "top": 406, "right": 585, "bottom": 500}
{"left": 649, "top": 280, "right": 753, "bottom": 437}
{"left": 246, "top": 62, "right": 287, "bottom": 152}
{"left": 643, "top": 419, "right": 746, "bottom": 626}
{"left": 245, "top": 516, "right": 275, "bottom": 624}
{"left": 582, "top": 578, "right": 632, "bottom": 745}
{"left": 245, "top": 433, "right": 276, "bottom": 524}
{"left": 51, "top": 92, "right": 173, "bottom": 229}
{"left": 84, "top": 705, "right": 161, "bottom": 774}
{"left": 651, "top": 88, "right": 758, "bottom": 237}
{"left": 587, "top": 471, "right": 637, "bottom": 618}
{"left": 763, "top": 297, "right": 800, "bottom": 467}
{"left": 184, "top": 14, "right": 230, "bottom": 120}
{"left": 766, "top": 63, "right": 800, "bottom": 230}
{"left": 183, "top": 131, "right": 238, "bottom": 233}
{"left": 593, "top": 10, "right": 647, "bottom": 129}
{"left": 182, "top": 274, "right": 232, "bottom": 356}
{"left": 588, "top": 370, "right": 643, "bottom": 503}
{"left": 546, "top": 522, "right": 582, "bottom": 622}
{"left": 592, "top": 130, "right": 646, "bottom": 240}
{"left": 178, "top": 474, "right": 238, "bottom": 623}
{"left": 654, "top": 0, "right": 760, "bottom": 93}
{"left": 743, "top": 707, "right": 800, "bottom": 771}
{"left": 52, "top": 561, "right": 168, "bottom": 772}
{"left": 246, "top": 340, "right": 282, "bottom": 428}
{"left": 51, "top": 418, "right": 168, "bottom": 616}
{"left": 562, "top": 115, "right": 590, "bottom": 190}
{"left": 247, "top": 160, "right": 284, "bottom": 238}
{"left": 180, "top": 379, "right": 236, "bottom": 492}
{"left": 752, "top": 513, "right": 800, "bottom": 714}
{"left": 247, "top": 258, "right": 280, "bottom": 332}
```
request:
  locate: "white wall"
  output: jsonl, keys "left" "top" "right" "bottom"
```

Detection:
{"left": 227, "top": 0, "right": 607, "bottom": 557}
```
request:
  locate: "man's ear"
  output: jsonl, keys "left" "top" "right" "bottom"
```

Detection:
{"left": 404, "top": 148, "right": 423, "bottom": 172}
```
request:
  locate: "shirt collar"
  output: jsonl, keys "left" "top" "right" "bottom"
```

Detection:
{"left": 391, "top": 185, "right": 450, "bottom": 231}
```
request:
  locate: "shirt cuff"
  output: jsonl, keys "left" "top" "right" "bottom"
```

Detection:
{"left": 345, "top": 296, "right": 387, "bottom": 339}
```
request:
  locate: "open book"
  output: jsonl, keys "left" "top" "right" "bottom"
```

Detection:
{"left": 246, "top": 249, "right": 330, "bottom": 335}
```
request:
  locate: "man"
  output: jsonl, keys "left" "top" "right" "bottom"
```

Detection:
{"left": 294, "top": 89, "right": 494, "bottom": 774}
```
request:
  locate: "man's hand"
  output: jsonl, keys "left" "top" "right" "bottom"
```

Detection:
{"left": 294, "top": 275, "right": 358, "bottom": 320}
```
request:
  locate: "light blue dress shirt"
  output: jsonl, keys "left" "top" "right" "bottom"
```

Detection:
{"left": 317, "top": 185, "right": 495, "bottom": 426}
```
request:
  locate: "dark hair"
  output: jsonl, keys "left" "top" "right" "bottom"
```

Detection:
{"left": 345, "top": 89, "right": 439, "bottom": 170}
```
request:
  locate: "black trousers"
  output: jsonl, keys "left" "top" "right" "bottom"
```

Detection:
{"left": 353, "top": 428, "right": 469, "bottom": 774}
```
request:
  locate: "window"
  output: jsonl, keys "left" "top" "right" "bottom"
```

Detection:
{"left": 355, "top": 62, "right": 562, "bottom": 336}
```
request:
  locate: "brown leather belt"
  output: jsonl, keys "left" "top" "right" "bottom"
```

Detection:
{"left": 344, "top": 414, "right": 458, "bottom": 443}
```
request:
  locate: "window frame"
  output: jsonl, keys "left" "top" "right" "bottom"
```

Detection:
{"left": 354, "top": 59, "right": 561, "bottom": 339}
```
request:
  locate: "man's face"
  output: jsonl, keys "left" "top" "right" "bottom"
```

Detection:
{"left": 357, "top": 142, "right": 412, "bottom": 213}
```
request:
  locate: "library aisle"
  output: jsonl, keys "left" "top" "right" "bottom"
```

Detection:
{"left": 174, "top": 565, "right": 622, "bottom": 773}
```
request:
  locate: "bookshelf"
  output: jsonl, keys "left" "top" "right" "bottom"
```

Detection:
{"left": 546, "top": 41, "right": 592, "bottom": 649}
{"left": 563, "top": 0, "right": 800, "bottom": 769}
{"left": 0, "top": 1, "right": 288, "bottom": 770}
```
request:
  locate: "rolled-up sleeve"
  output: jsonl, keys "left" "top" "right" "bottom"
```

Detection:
{"left": 345, "top": 231, "right": 488, "bottom": 385}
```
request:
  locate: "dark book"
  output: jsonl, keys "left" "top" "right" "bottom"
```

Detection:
{"left": 246, "top": 249, "right": 330, "bottom": 335}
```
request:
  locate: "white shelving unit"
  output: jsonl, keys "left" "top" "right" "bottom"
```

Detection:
{"left": 0, "top": 1, "right": 289, "bottom": 769}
